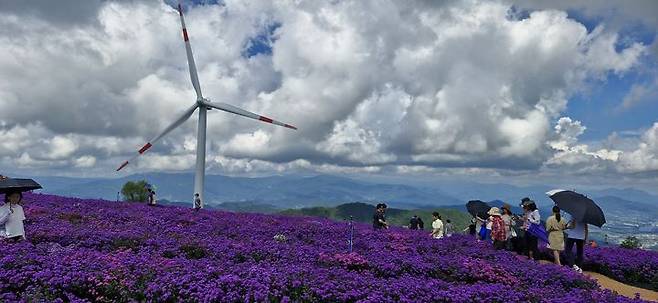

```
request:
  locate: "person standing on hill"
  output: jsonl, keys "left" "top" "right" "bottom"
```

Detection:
{"left": 409, "top": 215, "right": 419, "bottom": 230}
{"left": 501, "top": 204, "right": 516, "bottom": 250}
{"left": 565, "top": 214, "right": 588, "bottom": 273}
{"left": 546, "top": 206, "right": 568, "bottom": 265}
{"left": 194, "top": 193, "right": 201, "bottom": 211}
{"left": 476, "top": 215, "right": 490, "bottom": 241}
{"left": 489, "top": 207, "right": 506, "bottom": 249}
{"left": 372, "top": 203, "right": 388, "bottom": 229}
{"left": 430, "top": 212, "right": 444, "bottom": 239}
{"left": 0, "top": 191, "right": 27, "bottom": 242}
{"left": 522, "top": 199, "right": 540, "bottom": 260}
{"left": 147, "top": 188, "right": 156, "bottom": 206}
{"left": 444, "top": 219, "right": 454, "bottom": 237}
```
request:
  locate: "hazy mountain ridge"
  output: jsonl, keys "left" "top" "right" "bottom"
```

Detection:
{"left": 29, "top": 173, "right": 658, "bottom": 214}
{"left": 32, "top": 173, "right": 462, "bottom": 208}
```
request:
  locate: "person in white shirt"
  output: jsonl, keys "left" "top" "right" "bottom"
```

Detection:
{"left": 430, "top": 212, "right": 444, "bottom": 239}
{"left": 565, "top": 214, "right": 588, "bottom": 273}
{"left": 522, "top": 200, "right": 540, "bottom": 260}
{"left": 0, "top": 191, "right": 27, "bottom": 241}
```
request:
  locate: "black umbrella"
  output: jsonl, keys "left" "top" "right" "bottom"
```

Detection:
{"left": 466, "top": 200, "right": 491, "bottom": 219}
{"left": 0, "top": 178, "right": 42, "bottom": 194}
{"left": 546, "top": 189, "right": 606, "bottom": 227}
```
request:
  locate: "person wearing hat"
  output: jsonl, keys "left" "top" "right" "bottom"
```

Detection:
{"left": 0, "top": 191, "right": 27, "bottom": 241}
{"left": 488, "top": 207, "right": 506, "bottom": 250}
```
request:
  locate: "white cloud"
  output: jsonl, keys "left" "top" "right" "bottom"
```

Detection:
{"left": 545, "top": 117, "right": 621, "bottom": 172}
{"left": 618, "top": 123, "right": 658, "bottom": 173}
{"left": 0, "top": 0, "right": 652, "bottom": 181}
{"left": 74, "top": 155, "right": 97, "bottom": 168}
{"left": 47, "top": 136, "right": 79, "bottom": 159}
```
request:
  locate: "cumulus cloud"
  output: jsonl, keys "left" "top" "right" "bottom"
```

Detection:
{"left": 545, "top": 117, "right": 620, "bottom": 172}
{"left": 512, "top": 0, "right": 658, "bottom": 28}
{"left": 544, "top": 118, "right": 658, "bottom": 175}
{"left": 618, "top": 123, "right": 658, "bottom": 173}
{"left": 0, "top": 0, "right": 653, "bottom": 180}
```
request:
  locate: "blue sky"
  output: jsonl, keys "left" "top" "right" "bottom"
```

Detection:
{"left": 564, "top": 11, "right": 657, "bottom": 141}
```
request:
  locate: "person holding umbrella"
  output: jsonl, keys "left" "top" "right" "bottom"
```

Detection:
{"left": 0, "top": 191, "right": 27, "bottom": 241}
{"left": 465, "top": 200, "right": 490, "bottom": 241}
{"left": 0, "top": 177, "right": 42, "bottom": 242}
{"left": 565, "top": 215, "right": 587, "bottom": 273}
{"left": 547, "top": 189, "right": 604, "bottom": 273}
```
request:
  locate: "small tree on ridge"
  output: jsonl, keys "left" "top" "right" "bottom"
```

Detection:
{"left": 121, "top": 180, "right": 149, "bottom": 202}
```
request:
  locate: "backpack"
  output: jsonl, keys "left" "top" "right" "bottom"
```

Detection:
{"left": 491, "top": 217, "right": 506, "bottom": 241}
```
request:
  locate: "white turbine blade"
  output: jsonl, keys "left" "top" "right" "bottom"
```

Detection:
{"left": 202, "top": 100, "right": 297, "bottom": 130}
{"left": 117, "top": 104, "right": 199, "bottom": 171}
{"left": 177, "top": 3, "right": 202, "bottom": 99}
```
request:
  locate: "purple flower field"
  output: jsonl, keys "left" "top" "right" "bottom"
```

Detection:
{"left": 584, "top": 246, "right": 658, "bottom": 291}
{"left": 0, "top": 194, "right": 650, "bottom": 302}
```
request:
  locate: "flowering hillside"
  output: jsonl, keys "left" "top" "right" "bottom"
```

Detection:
{"left": 0, "top": 194, "right": 649, "bottom": 302}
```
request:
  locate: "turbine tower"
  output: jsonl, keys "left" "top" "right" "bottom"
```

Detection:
{"left": 116, "top": 4, "right": 297, "bottom": 209}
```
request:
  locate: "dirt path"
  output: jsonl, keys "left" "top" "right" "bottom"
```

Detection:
{"left": 537, "top": 260, "right": 657, "bottom": 301}
{"left": 584, "top": 271, "right": 658, "bottom": 302}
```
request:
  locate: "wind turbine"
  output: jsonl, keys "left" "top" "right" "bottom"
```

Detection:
{"left": 116, "top": 4, "right": 297, "bottom": 209}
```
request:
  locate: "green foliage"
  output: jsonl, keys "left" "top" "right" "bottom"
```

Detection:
{"left": 279, "top": 206, "right": 336, "bottom": 218}
{"left": 620, "top": 236, "right": 642, "bottom": 249}
{"left": 180, "top": 244, "right": 207, "bottom": 260}
{"left": 121, "top": 180, "right": 149, "bottom": 202}
{"left": 111, "top": 237, "right": 143, "bottom": 251}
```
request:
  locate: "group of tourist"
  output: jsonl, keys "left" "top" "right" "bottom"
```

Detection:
{"left": 371, "top": 197, "right": 589, "bottom": 273}
{"left": 371, "top": 203, "right": 455, "bottom": 239}
{"left": 472, "top": 197, "right": 588, "bottom": 273}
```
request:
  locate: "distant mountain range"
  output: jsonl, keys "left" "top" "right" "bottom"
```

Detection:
{"left": 26, "top": 173, "right": 658, "bottom": 217}
{"left": 30, "top": 173, "right": 462, "bottom": 209}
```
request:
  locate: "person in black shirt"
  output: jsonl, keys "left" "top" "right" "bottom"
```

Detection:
{"left": 372, "top": 203, "right": 389, "bottom": 229}
{"left": 409, "top": 215, "right": 419, "bottom": 230}
{"left": 417, "top": 217, "right": 424, "bottom": 230}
